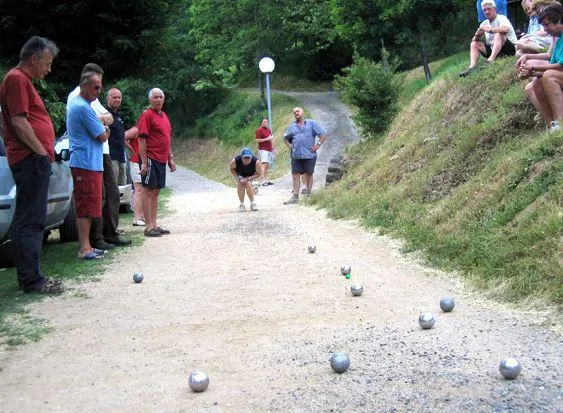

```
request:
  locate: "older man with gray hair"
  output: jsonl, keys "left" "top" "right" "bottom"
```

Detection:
{"left": 460, "top": 0, "right": 518, "bottom": 77}
{"left": 0, "top": 36, "right": 63, "bottom": 293}
{"left": 137, "top": 87, "right": 176, "bottom": 237}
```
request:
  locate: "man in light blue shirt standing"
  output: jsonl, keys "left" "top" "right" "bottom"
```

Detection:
{"left": 67, "top": 71, "right": 109, "bottom": 260}
{"left": 283, "top": 107, "right": 327, "bottom": 205}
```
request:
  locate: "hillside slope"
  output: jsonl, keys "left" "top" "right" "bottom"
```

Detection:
{"left": 314, "top": 58, "right": 562, "bottom": 306}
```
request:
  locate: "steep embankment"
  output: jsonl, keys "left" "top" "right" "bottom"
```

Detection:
{"left": 314, "top": 59, "right": 562, "bottom": 306}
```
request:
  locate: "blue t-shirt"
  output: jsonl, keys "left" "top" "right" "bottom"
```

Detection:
{"left": 527, "top": 16, "right": 542, "bottom": 35}
{"left": 477, "top": 0, "right": 507, "bottom": 22}
{"left": 284, "top": 119, "right": 327, "bottom": 159}
{"left": 67, "top": 96, "right": 105, "bottom": 171}
{"left": 550, "top": 36, "right": 563, "bottom": 64}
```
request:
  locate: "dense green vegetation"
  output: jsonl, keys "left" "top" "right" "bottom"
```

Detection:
{"left": 314, "top": 58, "right": 562, "bottom": 306}
{"left": 1, "top": 0, "right": 480, "bottom": 136}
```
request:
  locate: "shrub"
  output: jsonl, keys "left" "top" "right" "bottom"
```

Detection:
{"left": 334, "top": 56, "right": 400, "bottom": 136}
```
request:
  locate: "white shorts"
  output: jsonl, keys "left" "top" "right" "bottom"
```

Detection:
{"left": 259, "top": 150, "right": 273, "bottom": 164}
{"left": 130, "top": 161, "right": 142, "bottom": 183}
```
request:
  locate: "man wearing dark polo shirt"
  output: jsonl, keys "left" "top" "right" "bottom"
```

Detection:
{"left": 138, "top": 88, "right": 176, "bottom": 237}
{"left": 106, "top": 88, "right": 127, "bottom": 185}
{"left": 0, "top": 36, "right": 63, "bottom": 293}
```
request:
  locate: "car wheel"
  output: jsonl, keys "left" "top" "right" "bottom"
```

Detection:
{"left": 59, "top": 196, "right": 78, "bottom": 242}
{"left": 0, "top": 223, "right": 16, "bottom": 267}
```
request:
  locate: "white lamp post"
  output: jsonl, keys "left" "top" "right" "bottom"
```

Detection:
{"left": 259, "top": 57, "right": 275, "bottom": 131}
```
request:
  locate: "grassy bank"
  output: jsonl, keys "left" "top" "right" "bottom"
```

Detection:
{"left": 313, "top": 58, "right": 562, "bottom": 306}
{"left": 173, "top": 90, "right": 300, "bottom": 185}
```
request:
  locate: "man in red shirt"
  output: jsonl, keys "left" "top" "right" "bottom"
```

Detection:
{"left": 0, "top": 36, "right": 63, "bottom": 294}
{"left": 255, "top": 118, "right": 275, "bottom": 186}
{"left": 138, "top": 88, "right": 176, "bottom": 237}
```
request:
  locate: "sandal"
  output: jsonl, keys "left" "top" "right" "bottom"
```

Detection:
{"left": 79, "top": 251, "right": 103, "bottom": 260}
{"left": 155, "top": 226, "right": 170, "bottom": 235}
{"left": 92, "top": 248, "right": 105, "bottom": 255}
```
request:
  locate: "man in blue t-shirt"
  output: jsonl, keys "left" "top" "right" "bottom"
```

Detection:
{"left": 66, "top": 72, "right": 109, "bottom": 260}
{"left": 282, "top": 106, "right": 327, "bottom": 205}
{"left": 516, "top": 0, "right": 553, "bottom": 57}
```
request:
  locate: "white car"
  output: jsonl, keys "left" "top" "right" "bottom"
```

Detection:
{"left": 55, "top": 133, "right": 132, "bottom": 210}
{"left": 0, "top": 131, "right": 76, "bottom": 267}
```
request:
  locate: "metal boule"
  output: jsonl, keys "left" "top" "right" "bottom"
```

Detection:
{"left": 330, "top": 352, "right": 350, "bottom": 373}
{"left": 499, "top": 357, "right": 521, "bottom": 380}
{"left": 341, "top": 264, "right": 351, "bottom": 275}
{"left": 133, "top": 272, "right": 144, "bottom": 283}
{"left": 350, "top": 284, "right": 363, "bottom": 296}
{"left": 308, "top": 245, "right": 316, "bottom": 253}
{"left": 188, "top": 371, "right": 210, "bottom": 392}
{"left": 418, "top": 312, "right": 436, "bottom": 329}
{"left": 439, "top": 296, "right": 455, "bottom": 312}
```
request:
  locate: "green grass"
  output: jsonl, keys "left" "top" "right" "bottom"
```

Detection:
{"left": 0, "top": 195, "right": 170, "bottom": 348}
{"left": 313, "top": 57, "right": 563, "bottom": 306}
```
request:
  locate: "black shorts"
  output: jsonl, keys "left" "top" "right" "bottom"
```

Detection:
{"left": 141, "top": 158, "right": 166, "bottom": 189}
{"left": 482, "top": 41, "right": 516, "bottom": 58}
{"left": 291, "top": 157, "right": 316, "bottom": 174}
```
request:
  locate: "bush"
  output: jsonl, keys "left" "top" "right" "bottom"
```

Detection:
{"left": 334, "top": 56, "right": 400, "bottom": 136}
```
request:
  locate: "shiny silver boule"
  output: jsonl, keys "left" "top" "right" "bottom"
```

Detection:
{"left": 340, "top": 264, "right": 351, "bottom": 275}
{"left": 439, "top": 296, "right": 455, "bottom": 312}
{"left": 418, "top": 312, "right": 436, "bottom": 329}
{"left": 308, "top": 245, "right": 316, "bottom": 253}
{"left": 330, "top": 352, "right": 350, "bottom": 373}
{"left": 133, "top": 272, "right": 144, "bottom": 283}
{"left": 350, "top": 284, "right": 363, "bottom": 296}
{"left": 188, "top": 371, "right": 210, "bottom": 392}
{"left": 499, "top": 357, "right": 521, "bottom": 380}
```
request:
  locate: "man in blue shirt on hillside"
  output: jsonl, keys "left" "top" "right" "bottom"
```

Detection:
{"left": 283, "top": 106, "right": 327, "bottom": 205}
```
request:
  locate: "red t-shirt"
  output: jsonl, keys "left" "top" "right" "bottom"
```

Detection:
{"left": 255, "top": 126, "right": 273, "bottom": 151}
{"left": 128, "top": 135, "right": 140, "bottom": 163}
{"left": 137, "top": 108, "right": 171, "bottom": 163}
{"left": 0, "top": 68, "right": 55, "bottom": 166}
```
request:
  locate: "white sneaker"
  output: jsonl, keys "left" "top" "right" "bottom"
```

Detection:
{"left": 238, "top": 204, "right": 246, "bottom": 212}
{"left": 548, "top": 121, "right": 561, "bottom": 133}
{"left": 133, "top": 219, "right": 146, "bottom": 226}
{"left": 250, "top": 202, "right": 258, "bottom": 211}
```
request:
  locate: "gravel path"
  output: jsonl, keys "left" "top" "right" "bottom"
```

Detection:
{"left": 0, "top": 93, "right": 561, "bottom": 413}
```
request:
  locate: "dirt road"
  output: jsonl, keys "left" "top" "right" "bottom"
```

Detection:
{"left": 0, "top": 93, "right": 561, "bottom": 412}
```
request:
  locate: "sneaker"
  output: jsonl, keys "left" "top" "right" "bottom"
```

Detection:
{"left": 548, "top": 120, "right": 561, "bottom": 133}
{"left": 133, "top": 219, "right": 146, "bottom": 226}
{"left": 250, "top": 202, "right": 258, "bottom": 211}
{"left": 239, "top": 204, "right": 246, "bottom": 212}
{"left": 459, "top": 67, "right": 476, "bottom": 77}
{"left": 25, "top": 279, "right": 64, "bottom": 294}
{"left": 92, "top": 240, "right": 115, "bottom": 250}
{"left": 283, "top": 195, "right": 299, "bottom": 205}
{"left": 105, "top": 235, "right": 132, "bottom": 246}
{"left": 144, "top": 228, "right": 162, "bottom": 237}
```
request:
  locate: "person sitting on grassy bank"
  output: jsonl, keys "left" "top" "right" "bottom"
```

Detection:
{"left": 460, "top": 0, "right": 518, "bottom": 77}
{"left": 516, "top": 3, "right": 563, "bottom": 133}
{"left": 516, "top": 0, "right": 553, "bottom": 58}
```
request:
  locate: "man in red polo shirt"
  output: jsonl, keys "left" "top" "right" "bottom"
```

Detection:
{"left": 0, "top": 36, "right": 63, "bottom": 294}
{"left": 138, "top": 87, "right": 176, "bottom": 237}
{"left": 255, "top": 118, "right": 275, "bottom": 186}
